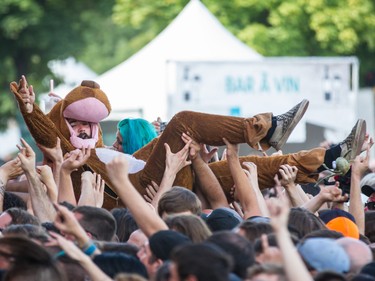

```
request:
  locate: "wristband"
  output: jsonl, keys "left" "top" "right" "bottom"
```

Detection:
{"left": 83, "top": 243, "right": 97, "bottom": 256}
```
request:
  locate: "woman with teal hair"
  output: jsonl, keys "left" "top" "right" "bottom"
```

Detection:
{"left": 112, "top": 118, "right": 157, "bottom": 154}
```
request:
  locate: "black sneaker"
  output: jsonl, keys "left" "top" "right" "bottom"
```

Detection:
{"left": 340, "top": 119, "right": 366, "bottom": 161}
{"left": 269, "top": 99, "right": 309, "bottom": 150}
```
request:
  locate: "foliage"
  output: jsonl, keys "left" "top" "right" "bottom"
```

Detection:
{"left": 113, "top": 0, "right": 375, "bottom": 83}
{"left": 1, "top": 0, "right": 375, "bottom": 132}
{"left": 0, "top": 0, "right": 134, "bottom": 131}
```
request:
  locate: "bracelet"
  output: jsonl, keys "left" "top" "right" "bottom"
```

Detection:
{"left": 83, "top": 243, "right": 97, "bottom": 256}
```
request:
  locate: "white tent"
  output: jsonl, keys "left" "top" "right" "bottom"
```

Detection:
{"left": 97, "top": 0, "right": 262, "bottom": 121}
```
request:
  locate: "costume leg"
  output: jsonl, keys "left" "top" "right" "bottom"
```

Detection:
{"left": 208, "top": 147, "right": 326, "bottom": 197}
{"left": 129, "top": 111, "right": 273, "bottom": 193}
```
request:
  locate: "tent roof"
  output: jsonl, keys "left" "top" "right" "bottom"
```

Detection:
{"left": 97, "top": 0, "right": 262, "bottom": 121}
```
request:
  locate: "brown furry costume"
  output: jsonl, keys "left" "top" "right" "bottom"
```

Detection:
{"left": 10, "top": 79, "right": 325, "bottom": 210}
{"left": 10, "top": 80, "right": 120, "bottom": 209}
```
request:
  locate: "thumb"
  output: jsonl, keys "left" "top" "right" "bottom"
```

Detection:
{"left": 164, "top": 143, "right": 171, "bottom": 154}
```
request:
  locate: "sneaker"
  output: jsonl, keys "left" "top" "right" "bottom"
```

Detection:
{"left": 269, "top": 99, "right": 309, "bottom": 150}
{"left": 340, "top": 119, "right": 366, "bottom": 161}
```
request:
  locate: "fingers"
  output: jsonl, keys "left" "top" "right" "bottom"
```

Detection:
{"left": 56, "top": 137, "right": 61, "bottom": 148}
{"left": 181, "top": 132, "right": 192, "bottom": 143}
{"left": 222, "top": 137, "right": 229, "bottom": 146}
{"left": 164, "top": 143, "right": 172, "bottom": 154}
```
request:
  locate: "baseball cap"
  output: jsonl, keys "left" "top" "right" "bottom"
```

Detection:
{"left": 297, "top": 238, "right": 350, "bottom": 273}
{"left": 319, "top": 209, "right": 360, "bottom": 239}
{"left": 361, "top": 173, "right": 375, "bottom": 197}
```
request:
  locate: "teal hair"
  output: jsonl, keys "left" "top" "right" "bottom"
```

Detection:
{"left": 117, "top": 118, "right": 157, "bottom": 154}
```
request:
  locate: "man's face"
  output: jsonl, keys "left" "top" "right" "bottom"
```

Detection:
{"left": 68, "top": 119, "right": 92, "bottom": 139}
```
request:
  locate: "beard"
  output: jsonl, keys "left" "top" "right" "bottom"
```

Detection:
{"left": 78, "top": 132, "right": 90, "bottom": 139}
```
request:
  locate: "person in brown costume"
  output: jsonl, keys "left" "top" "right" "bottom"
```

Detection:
{"left": 10, "top": 76, "right": 365, "bottom": 209}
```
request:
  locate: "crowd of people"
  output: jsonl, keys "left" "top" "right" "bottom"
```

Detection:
{"left": 0, "top": 75, "right": 375, "bottom": 280}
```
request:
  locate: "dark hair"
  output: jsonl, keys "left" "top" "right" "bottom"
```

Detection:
{"left": 237, "top": 220, "right": 273, "bottom": 242}
{"left": 247, "top": 263, "right": 286, "bottom": 281}
{"left": 253, "top": 233, "right": 299, "bottom": 255}
{"left": 164, "top": 214, "right": 212, "bottom": 242}
{"left": 314, "top": 270, "right": 346, "bottom": 281}
{"left": 0, "top": 236, "right": 66, "bottom": 281}
{"left": 171, "top": 243, "right": 233, "bottom": 281}
{"left": 206, "top": 231, "right": 255, "bottom": 279}
{"left": 73, "top": 206, "right": 117, "bottom": 241}
{"left": 93, "top": 252, "right": 148, "bottom": 279}
{"left": 288, "top": 207, "right": 327, "bottom": 239}
{"left": 59, "top": 201, "right": 76, "bottom": 210}
{"left": 111, "top": 208, "right": 138, "bottom": 242}
{"left": 96, "top": 241, "right": 139, "bottom": 257}
{"left": 155, "top": 260, "right": 171, "bottom": 281}
{"left": 158, "top": 187, "right": 201, "bottom": 217}
{"left": 6, "top": 207, "right": 40, "bottom": 226}
{"left": 2, "top": 224, "right": 50, "bottom": 243}
{"left": 303, "top": 229, "right": 344, "bottom": 240}
{"left": 3, "top": 192, "right": 27, "bottom": 210}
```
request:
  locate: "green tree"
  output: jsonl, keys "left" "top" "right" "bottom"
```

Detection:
{"left": 113, "top": 0, "right": 375, "bottom": 84}
{"left": 0, "top": 0, "right": 134, "bottom": 134}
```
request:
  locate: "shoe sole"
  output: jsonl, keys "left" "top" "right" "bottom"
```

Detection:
{"left": 348, "top": 119, "right": 366, "bottom": 161}
{"left": 275, "top": 99, "right": 309, "bottom": 150}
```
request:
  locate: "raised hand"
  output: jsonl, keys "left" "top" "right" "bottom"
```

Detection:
{"left": 318, "top": 182, "right": 349, "bottom": 203}
{"left": 164, "top": 141, "right": 191, "bottom": 174}
{"left": 37, "top": 137, "right": 63, "bottom": 164}
{"left": 17, "top": 138, "right": 36, "bottom": 174}
{"left": 144, "top": 181, "right": 159, "bottom": 203}
{"left": 106, "top": 155, "right": 130, "bottom": 192}
{"left": 182, "top": 132, "right": 218, "bottom": 163}
{"left": 242, "top": 162, "right": 259, "bottom": 186}
{"left": 18, "top": 75, "right": 36, "bottom": 113}
{"left": 222, "top": 137, "right": 239, "bottom": 158}
{"left": 61, "top": 148, "right": 91, "bottom": 173}
{"left": 278, "top": 164, "right": 298, "bottom": 188}
{"left": 351, "top": 147, "right": 370, "bottom": 178}
{"left": 79, "top": 171, "right": 105, "bottom": 208}
{"left": 268, "top": 197, "right": 290, "bottom": 232}
{"left": 53, "top": 203, "right": 88, "bottom": 242}
{"left": 36, "top": 165, "right": 58, "bottom": 203}
{"left": 0, "top": 158, "right": 23, "bottom": 183}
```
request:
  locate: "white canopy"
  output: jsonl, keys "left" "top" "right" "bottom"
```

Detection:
{"left": 97, "top": 0, "right": 262, "bottom": 121}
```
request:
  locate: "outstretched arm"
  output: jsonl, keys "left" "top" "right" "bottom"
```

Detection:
{"left": 278, "top": 165, "right": 309, "bottom": 207}
{"left": 58, "top": 148, "right": 91, "bottom": 205}
{"left": 145, "top": 141, "right": 191, "bottom": 210}
{"left": 268, "top": 197, "right": 313, "bottom": 281}
{"left": 350, "top": 147, "right": 370, "bottom": 234}
{"left": 17, "top": 138, "right": 56, "bottom": 222}
{"left": 182, "top": 133, "right": 228, "bottom": 209}
{"left": 302, "top": 182, "right": 348, "bottom": 214}
{"left": 38, "top": 137, "right": 63, "bottom": 186}
{"left": 106, "top": 155, "right": 168, "bottom": 237}
{"left": 224, "top": 138, "right": 263, "bottom": 219}
{"left": 10, "top": 75, "right": 73, "bottom": 151}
